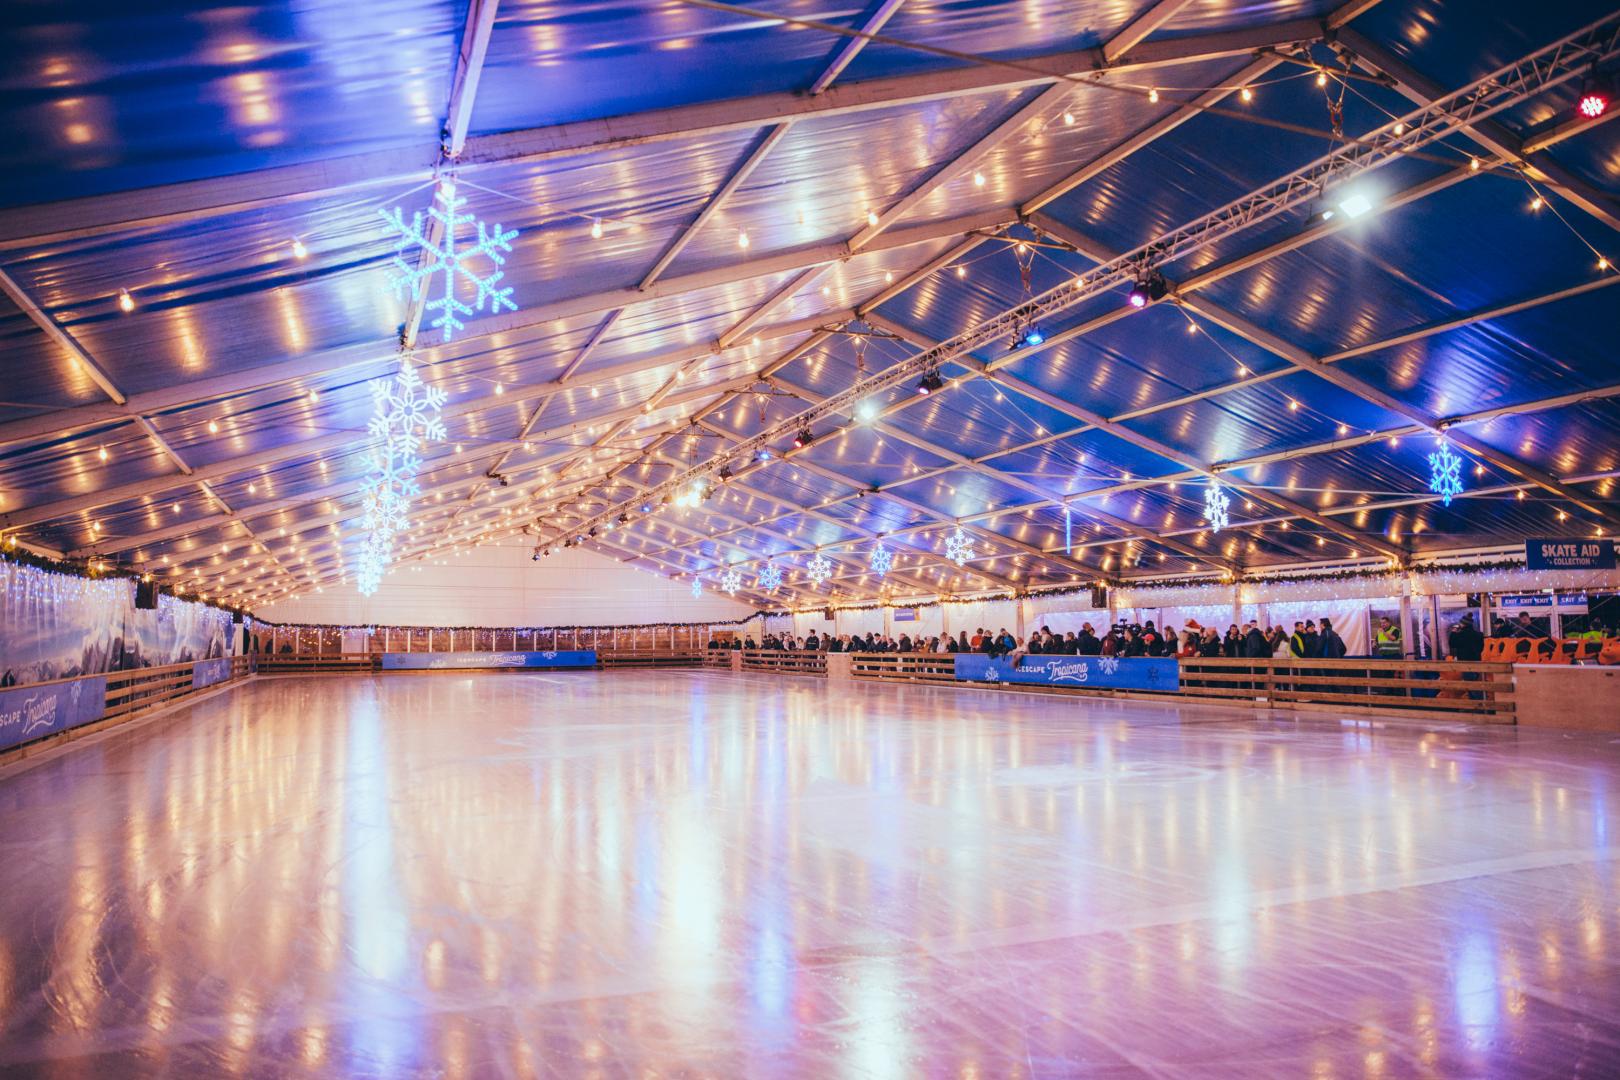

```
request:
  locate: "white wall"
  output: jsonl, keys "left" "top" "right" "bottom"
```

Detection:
{"left": 253, "top": 539, "right": 756, "bottom": 627}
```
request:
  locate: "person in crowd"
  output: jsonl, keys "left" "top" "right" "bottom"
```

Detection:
{"left": 1267, "top": 626, "right": 1288, "bottom": 657}
{"left": 1061, "top": 631, "right": 1077, "bottom": 654}
{"left": 1178, "top": 630, "right": 1200, "bottom": 658}
{"left": 1139, "top": 621, "right": 1160, "bottom": 657}
{"left": 970, "top": 628, "right": 985, "bottom": 649}
{"left": 998, "top": 628, "right": 1017, "bottom": 654}
{"left": 1318, "top": 618, "right": 1347, "bottom": 659}
{"left": 1375, "top": 616, "right": 1402, "bottom": 659}
{"left": 706, "top": 637, "right": 720, "bottom": 650}
{"left": 1449, "top": 615, "right": 1483, "bottom": 662}
{"left": 1303, "top": 620, "right": 1321, "bottom": 658}
{"left": 1223, "top": 625, "right": 1243, "bottom": 658}
{"left": 1509, "top": 611, "right": 1540, "bottom": 638}
{"left": 1199, "top": 627, "right": 1224, "bottom": 657}
{"left": 1289, "top": 621, "right": 1309, "bottom": 659}
{"left": 1242, "top": 621, "right": 1269, "bottom": 658}
{"left": 957, "top": 630, "right": 971, "bottom": 652}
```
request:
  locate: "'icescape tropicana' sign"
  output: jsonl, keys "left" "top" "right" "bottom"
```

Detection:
{"left": 954, "top": 654, "right": 1179, "bottom": 691}
{"left": 0, "top": 675, "right": 109, "bottom": 753}
{"left": 380, "top": 650, "right": 597, "bottom": 670}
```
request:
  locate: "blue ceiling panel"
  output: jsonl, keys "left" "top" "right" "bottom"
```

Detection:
{"left": 0, "top": 0, "right": 463, "bottom": 208}
{"left": 1330, "top": 283, "right": 1620, "bottom": 421}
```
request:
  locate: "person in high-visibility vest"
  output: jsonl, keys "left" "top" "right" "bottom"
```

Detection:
{"left": 1375, "top": 617, "right": 1402, "bottom": 659}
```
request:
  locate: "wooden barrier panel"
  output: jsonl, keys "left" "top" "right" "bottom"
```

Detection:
{"left": 1177, "top": 657, "right": 1515, "bottom": 721}
{"left": 738, "top": 649, "right": 827, "bottom": 675}
{"left": 848, "top": 652, "right": 957, "bottom": 683}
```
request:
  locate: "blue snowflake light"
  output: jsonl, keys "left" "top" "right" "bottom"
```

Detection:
{"left": 943, "top": 526, "right": 973, "bottom": 566}
{"left": 1203, "top": 479, "right": 1231, "bottom": 533}
{"left": 355, "top": 358, "right": 447, "bottom": 595}
{"left": 806, "top": 551, "right": 833, "bottom": 586}
{"left": 380, "top": 179, "right": 519, "bottom": 342}
{"left": 720, "top": 567, "right": 743, "bottom": 595}
{"left": 757, "top": 562, "right": 783, "bottom": 593}
{"left": 691, "top": 576, "right": 704, "bottom": 599}
{"left": 1428, "top": 434, "right": 1464, "bottom": 506}
{"left": 869, "top": 541, "right": 893, "bottom": 577}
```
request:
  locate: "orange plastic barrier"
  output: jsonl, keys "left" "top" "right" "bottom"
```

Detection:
{"left": 1600, "top": 640, "right": 1620, "bottom": 666}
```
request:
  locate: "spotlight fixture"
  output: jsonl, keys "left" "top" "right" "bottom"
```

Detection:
{"left": 1127, "top": 271, "right": 1168, "bottom": 309}
{"left": 754, "top": 448, "right": 773, "bottom": 463}
{"left": 718, "top": 465, "right": 734, "bottom": 482}
{"left": 640, "top": 502, "right": 653, "bottom": 514}
{"left": 616, "top": 513, "right": 630, "bottom": 524}
{"left": 916, "top": 369, "right": 944, "bottom": 395}
{"left": 1578, "top": 67, "right": 1612, "bottom": 118}
{"left": 792, "top": 426, "right": 816, "bottom": 449}
{"left": 1009, "top": 326, "right": 1045, "bottom": 350}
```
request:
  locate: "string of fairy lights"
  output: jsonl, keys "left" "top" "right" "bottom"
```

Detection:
{"left": 13, "top": 19, "right": 1614, "bottom": 612}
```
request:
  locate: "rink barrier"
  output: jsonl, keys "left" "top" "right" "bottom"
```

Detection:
{"left": 1, "top": 655, "right": 256, "bottom": 763}
{"left": 707, "top": 650, "right": 1517, "bottom": 723}
{"left": 255, "top": 650, "right": 709, "bottom": 674}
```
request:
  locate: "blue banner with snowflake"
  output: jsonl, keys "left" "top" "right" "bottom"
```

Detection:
{"left": 953, "top": 654, "right": 1179, "bottom": 692}
{"left": 379, "top": 651, "right": 597, "bottom": 671}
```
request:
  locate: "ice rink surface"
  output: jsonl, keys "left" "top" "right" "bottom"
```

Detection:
{"left": 1, "top": 670, "right": 1618, "bottom": 1077}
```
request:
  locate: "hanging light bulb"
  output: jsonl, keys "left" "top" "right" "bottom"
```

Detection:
{"left": 972, "top": 170, "right": 985, "bottom": 187}
{"left": 1148, "top": 88, "right": 1159, "bottom": 104}
{"left": 1239, "top": 86, "right": 1253, "bottom": 103}
{"left": 737, "top": 229, "right": 749, "bottom": 249}
{"left": 590, "top": 218, "right": 603, "bottom": 239}
{"left": 117, "top": 289, "right": 135, "bottom": 313}
{"left": 866, "top": 209, "right": 879, "bottom": 227}
{"left": 1062, "top": 111, "right": 1075, "bottom": 125}
{"left": 291, "top": 238, "right": 308, "bottom": 260}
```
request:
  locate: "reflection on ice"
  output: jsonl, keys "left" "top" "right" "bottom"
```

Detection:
{"left": 0, "top": 670, "right": 1617, "bottom": 1076}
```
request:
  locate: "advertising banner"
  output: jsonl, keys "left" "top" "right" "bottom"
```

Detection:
{"left": 954, "top": 654, "right": 1179, "bottom": 692}
{"left": 1524, "top": 538, "right": 1616, "bottom": 570}
{"left": 0, "top": 675, "right": 109, "bottom": 753}
{"left": 380, "top": 650, "right": 597, "bottom": 670}
{"left": 191, "top": 657, "right": 232, "bottom": 689}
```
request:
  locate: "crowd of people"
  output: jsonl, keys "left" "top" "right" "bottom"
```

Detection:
{"left": 708, "top": 618, "right": 1352, "bottom": 660}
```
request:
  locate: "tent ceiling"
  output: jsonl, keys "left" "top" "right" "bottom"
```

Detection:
{"left": 1, "top": 0, "right": 1617, "bottom": 611}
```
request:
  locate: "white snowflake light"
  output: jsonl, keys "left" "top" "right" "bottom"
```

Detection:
{"left": 943, "top": 526, "right": 973, "bottom": 566}
{"left": 380, "top": 179, "right": 519, "bottom": 341}
{"left": 355, "top": 357, "right": 447, "bottom": 595}
{"left": 720, "top": 567, "right": 742, "bottom": 595}
{"left": 805, "top": 551, "right": 833, "bottom": 586}
{"left": 1203, "top": 479, "right": 1231, "bottom": 533}
{"left": 1428, "top": 434, "right": 1464, "bottom": 506}
{"left": 757, "top": 562, "right": 783, "bottom": 593}
{"left": 691, "top": 576, "right": 704, "bottom": 599}
{"left": 869, "top": 541, "right": 893, "bottom": 577}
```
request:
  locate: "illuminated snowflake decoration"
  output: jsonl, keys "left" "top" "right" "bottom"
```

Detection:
{"left": 869, "top": 541, "right": 893, "bottom": 578}
{"left": 1428, "top": 434, "right": 1464, "bottom": 507}
{"left": 943, "top": 526, "right": 973, "bottom": 566}
{"left": 757, "top": 562, "right": 783, "bottom": 593}
{"left": 691, "top": 576, "right": 704, "bottom": 599}
{"left": 380, "top": 179, "right": 519, "bottom": 341}
{"left": 720, "top": 567, "right": 743, "bottom": 595}
{"left": 354, "top": 358, "right": 447, "bottom": 595}
{"left": 1203, "top": 479, "right": 1231, "bottom": 533}
{"left": 805, "top": 551, "right": 834, "bottom": 586}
